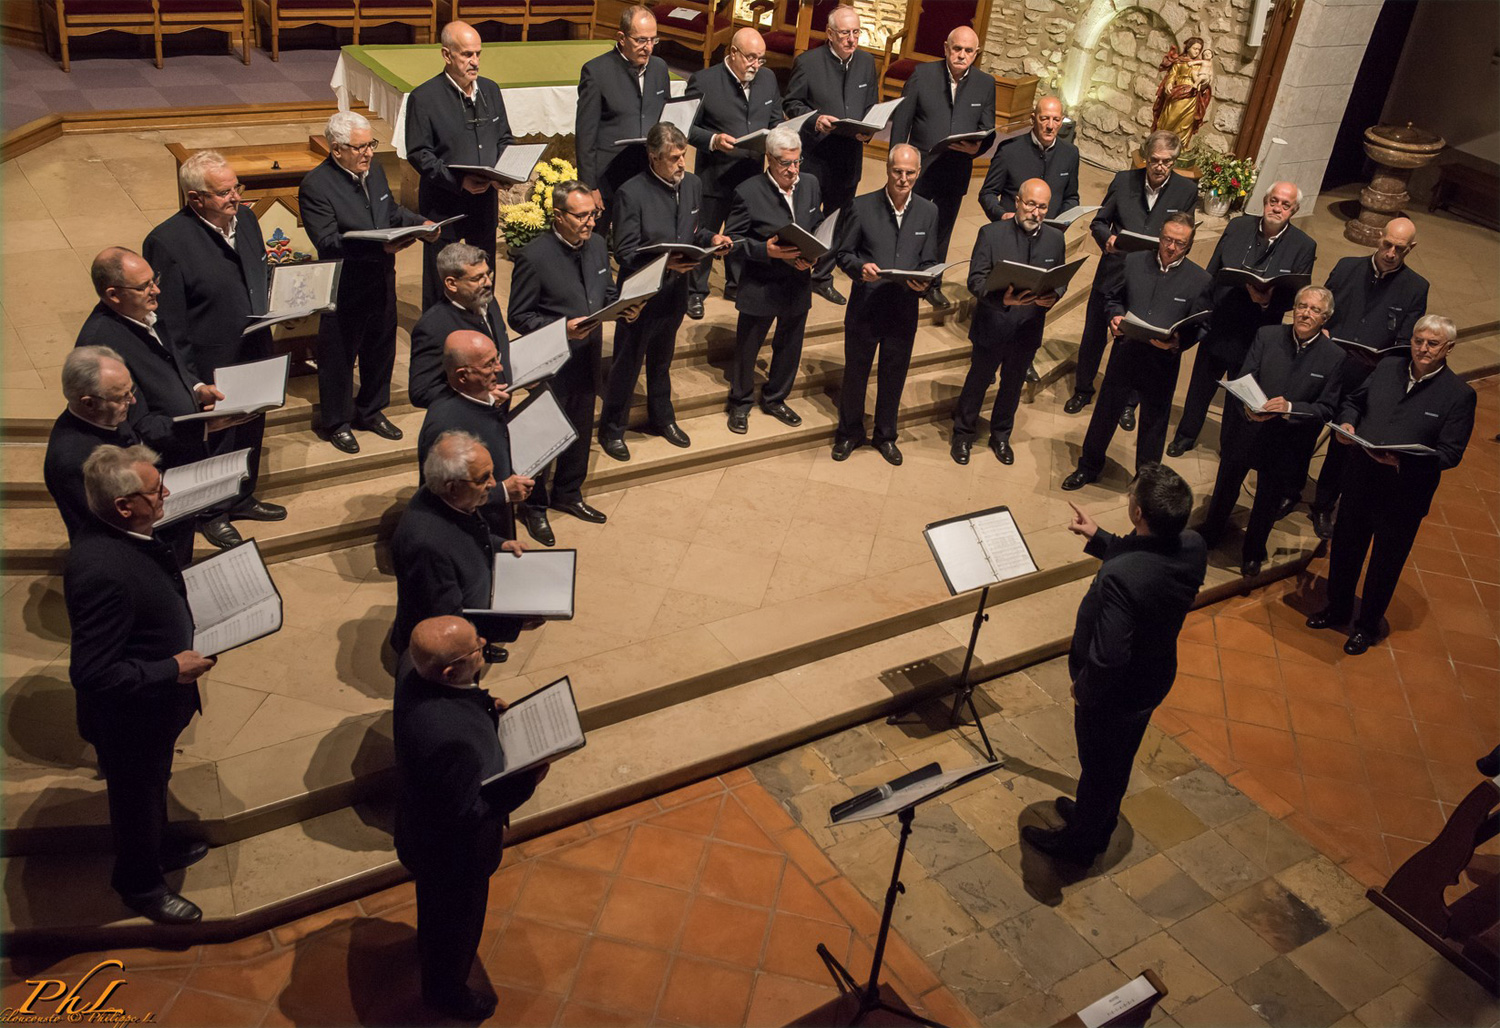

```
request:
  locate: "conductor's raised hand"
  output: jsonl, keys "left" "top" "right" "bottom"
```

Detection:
{"left": 1067, "top": 501, "right": 1099, "bottom": 540}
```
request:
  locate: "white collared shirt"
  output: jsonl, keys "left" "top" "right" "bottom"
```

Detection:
{"left": 196, "top": 210, "right": 236, "bottom": 247}
{"left": 458, "top": 388, "right": 498, "bottom": 409}
{"left": 1370, "top": 254, "right": 1396, "bottom": 280}
{"left": 946, "top": 65, "right": 967, "bottom": 103}
{"left": 1407, "top": 361, "right": 1444, "bottom": 392}
{"left": 444, "top": 70, "right": 478, "bottom": 102}
{"left": 1031, "top": 132, "right": 1054, "bottom": 154}
{"left": 885, "top": 188, "right": 910, "bottom": 228}
{"left": 553, "top": 228, "right": 584, "bottom": 251}
{"left": 768, "top": 173, "right": 797, "bottom": 219}
{"left": 1143, "top": 179, "right": 1163, "bottom": 211}
{"left": 1156, "top": 254, "right": 1185, "bottom": 273}
{"left": 726, "top": 59, "right": 753, "bottom": 100}
{"left": 67, "top": 407, "right": 117, "bottom": 432}
{"left": 1258, "top": 218, "right": 1289, "bottom": 245}
{"left": 334, "top": 159, "right": 369, "bottom": 193}
{"left": 617, "top": 46, "right": 647, "bottom": 94}
{"left": 450, "top": 298, "right": 496, "bottom": 337}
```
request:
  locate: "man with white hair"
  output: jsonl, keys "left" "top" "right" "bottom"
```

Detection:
{"left": 723, "top": 124, "right": 824, "bottom": 433}
{"left": 1168, "top": 180, "right": 1318, "bottom": 456}
{"left": 46, "top": 347, "right": 144, "bottom": 539}
{"left": 300, "top": 110, "right": 437, "bottom": 454}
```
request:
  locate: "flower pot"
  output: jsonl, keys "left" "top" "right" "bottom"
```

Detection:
{"left": 1202, "top": 193, "right": 1232, "bottom": 217}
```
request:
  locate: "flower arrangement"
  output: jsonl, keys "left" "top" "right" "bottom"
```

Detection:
{"left": 1195, "top": 147, "right": 1258, "bottom": 208}
{"left": 498, "top": 156, "right": 576, "bottom": 250}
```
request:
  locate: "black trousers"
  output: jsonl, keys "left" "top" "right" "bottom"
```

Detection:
{"left": 421, "top": 194, "right": 498, "bottom": 310}
{"left": 600, "top": 303, "right": 683, "bottom": 438}
{"left": 913, "top": 180, "right": 963, "bottom": 268}
{"left": 1324, "top": 457, "right": 1424, "bottom": 634}
{"left": 952, "top": 341, "right": 1035, "bottom": 442}
{"left": 316, "top": 267, "right": 397, "bottom": 430}
{"left": 594, "top": 147, "right": 647, "bottom": 247}
{"left": 213, "top": 413, "right": 265, "bottom": 500}
{"left": 730, "top": 309, "right": 808, "bottom": 412}
{"left": 1076, "top": 340, "right": 1178, "bottom": 479}
{"left": 1173, "top": 346, "right": 1233, "bottom": 446}
{"left": 524, "top": 338, "right": 599, "bottom": 508}
{"left": 837, "top": 325, "right": 916, "bottom": 444}
{"left": 1070, "top": 703, "right": 1154, "bottom": 853}
{"left": 1074, "top": 284, "right": 1112, "bottom": 399}
{"left": 1313, "top": 357, "right": 1379, "bottom": 513}
{"left": 691, "top": 191, "right": 741, "bottom": 300}
{"left": 1200, "top": 453, "right": 1300, "bottom": 564}
{"left": 415, "top": 869, "right": 491, "bottom": 1001}
{"left": 805, "top": 151, "right": 858, "bottom": 287}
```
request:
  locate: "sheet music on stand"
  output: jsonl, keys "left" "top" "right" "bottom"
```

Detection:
{"left": 181, "top": 539, "right": 282, "bottom": 656}
{"left": 923, "top": 505, "right": 1039, "bottom": 596}
{"left": 829, "top": 761, "right": 1002, "bottom": 824}
{"left": 468, "top": 549, "right": 577, "bottom": 620}
{"left": 484, "top": 675, "right": 587, "bottom": 785}
{"left": 157, "top": 448, "right": 251, "bottom": 526}
{"left": 507, "top": 387, "right": 578, "bottom": 478}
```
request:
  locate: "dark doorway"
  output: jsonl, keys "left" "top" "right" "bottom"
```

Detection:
{"left": 1321, "top": 0, "right": 1420, "bottom": 190}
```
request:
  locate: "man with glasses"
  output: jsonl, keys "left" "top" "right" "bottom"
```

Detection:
{"left": 46, "top": 347, "right": 149, "bottom": 539}
{"left": 888, "top": 26, "right": 995, "bottom": 310}
{"left": 684, "top": 27, "right": 783, "bottom": 318}
{"left": 406, "top": 20, "right": 514, "bottom": 309}
{"left": 300, "top": 111, "right": 438, "bottom": 454}
{"left": 1168, "top": 181, "right": 1317, "bottom": 457}
{"left": 980, "top": 97, "right": 1079, "bottom": 223}
{"left": 1197, "top": 286, "right": 1345, "bottom": 578}
{"left": 1065, "top": 130, "right": 1198, "bottom": 423}
{"left": 576, "top": 5, "right": 670, "bottom": 242}
{"left": 142, "top": 148, "right": 291, "bottom": 533}
{"left": 784, "top": 5, "right": 877, "bottom": 308}
{"left": 950, "top": 178, "right": 1066, "bottom": 466}
{"left": 409, "top": 242, "right": 509, "bottom": 410}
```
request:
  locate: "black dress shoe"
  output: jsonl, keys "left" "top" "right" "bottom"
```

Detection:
{"left": 814, "top": 280, "right": 846, "bottom": 305}
{"left": 1118, "top": 406, "right": 1136, "bottom": 432}
{"left": 1344, "top": 631, "right": 1375, "bottom": 656}
{"left": 1275, "top": 495, "right": 1298, "bottom": 520}
{"left": 1063, "top": 392, "right": 1091, "bottom": 415}
{"left": 199, "top": 514, "right": 243, "bottom": 550}
{"left": 950, "top": 438, "right": 971, "bottom": 465}
{"left": 722, "top": 286, "right": 737, "bottom": 304}
{"left": 686, "top": 295, "right": 705, "bottom": 320}
{"left": 551, "top": 499, "right": 607, "bottom": 524}
{"left": 876, "top": 441, "right": 903, "bottom": 466}
{"left": 1021, "top": 824, "right": 1094, "bottom": 865}
{"left": 599, "top": 436, "right": 630, "bottom": 462}
{"left": 656, "top": 422, "right": 691, "bottom": 448}
{"left": 1305, "top": 607, "right": 1348, "bottom": 630}
{"left": 990, "top": 438, "right": 1014, "bottom": 465}
{"left": 161, "top": 840, "right": 209, "bottom": 873}
{"left": 1061, "top": 470, "right": 1093, "bottom": 491}
{"left": 1054, "top": 796, "right": 1076, "bottom": 823}
{"left": 1025, "top": 362, "right": 1040, "bottom": 384}
{"left": 1242, "top": 559, "right": 1263, "bottom": 578}
{"left": 727, "top": 409, "right": 749, "bottom": 434}
{"left": 424, "top": 986, "right": 497, "bottom": 1022}
{"left": 230, "top": 498, "right": 287, "bottom": 522}
{"left": 761, "top": 401, "right": 801, "bottom": 426}
{"left": 831, "top": 437, "right": 859, "bottom": 462}
{"left": 924, "top": 284, "right": 952, "bottom": 310}
{"left": 1166, "top": 437, "right": 1195, "bottom": 458}
{"left": 1310, "top": 508, "right": 1335, "bottom": 540}
{"left": 519, "top": 506, "right": 555, "bottom": 547}
{"left": 354, "top": 412, "right": 403, "bottom": 440}
{"left": 126, "top": 891, "right": 202, "bottom": 925}
{"left": 329, "top": 427, "right": 359, "bottom": 454}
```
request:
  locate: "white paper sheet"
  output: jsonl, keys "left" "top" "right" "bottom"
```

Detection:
{"left": 506, "top": 318, "right": 571, "bottom": 390}
{"left": 924, "top": 508, "right": 1038, "bottom": 596}
{"left": 489, "top": 676, "right": 585, "bottom": 782}
{"left": 158, "top": 448, "right": 251, "bottom": 526}
{"left": 181, "top": 541, "right": 282, "bottom": 656}
{"left": 507, "top": 389, "right": 578, "bottom": 479}
{"left": 175, "top": 354, "right": 290, "bottom": 421}
{"left": 483, "top": 549, "right": 576, "bottom": 618}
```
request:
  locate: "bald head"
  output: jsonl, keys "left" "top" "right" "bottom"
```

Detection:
{"left": 409, "top": 616, "right": 485, "bottom": 684}
{"left": 945, "top": 26, "right": 979, "bottom": 78}
{"left": 1033, "top": 96, "right": 1063, "bottom": 146}
{"left": 1375, "top": 216, "right": 1417, "bottom": 274}
{"left": 440, "top": 21, "right": 482, "bottom": 91}
{"left": 442, "top": 329, "right": 501, "bottom": 398}
{"left": 886, "top": 143, "right": 921, "bottom": 202}
{"left": 1016, "top": 178, "right": 1051, "bottom": 231}
{"left": 826, "top": 5, "right": 860, "bottom": 59}
{"left": 728, "top": 27, "right": 766, "bottom": 80}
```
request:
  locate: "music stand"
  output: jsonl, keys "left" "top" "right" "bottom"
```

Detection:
{"left": 816, "top": 761, "right": 1002, "bottom": 1027}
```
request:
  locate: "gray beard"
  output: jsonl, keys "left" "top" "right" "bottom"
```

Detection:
{"left": 463, "top": 291, "right": 493, "bottom": 316}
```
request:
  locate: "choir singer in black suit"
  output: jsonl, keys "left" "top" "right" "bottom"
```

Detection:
{"left": 408, "top": 242, "right": 509, "bottom": 409}
{"left": 405, "top": 21, "right": 513, "bottom": 309}
{"left": 832, "top": 144, "right": 938, "bottom": 465}
{"left": 65, "top": 444, "right": 216, "bottom": 924}
{"left": 299, "top": 110, "right": 437, "bottom": 454}
{"left": 1197, "top": 286, "right": 1345, "bottom": 578}
{"left": 602, "top": 122, "right": 733, "bottom": 460}
{"left": 1169, "top": 181, "right": 1317, "bottom": 456}
{"left": 395, "top": 615, "right": 546, "bottom": 1021}
{"left": 1024, "top": 463, "right": 1206, "bottom": 864}
{"left": 1309, "top": 217, "right": 1428, "bottom": 539}
{"left": 887, "top": 25, "right": 995, "bottom": 310}
{"left": 978, "top": 96, "right": 1080, "bottom": 222}
{"left": 724, "top": 124, "right": 823, "bottom": 434}
{"left": 142, "top": 151, "right": 284, "bottom": 526}
{"left": 783, "top": 4, "right": 877, "bottom": 307}
{"left": 684, "top": 27, "right": 783, "bottom": 316}
{"left": 576, "top": 4, "right": 670, "bottom": 241}
{"left": 950, "top": 178, "right": 1066, "bottom": 467}
{"left": 46, "top": 347, "right": 143, "bottom": 539}
{"left": 1065, "top": 130, "right": 1198, "bottom": 421}
{"left": 1310, "top": 316, "right": 1475, "bottom": 655}
{"left": 1063, "top": 213, "right": 1212, "bottom": 491}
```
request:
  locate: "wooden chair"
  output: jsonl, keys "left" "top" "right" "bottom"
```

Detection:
{"left": 524, "top": 0, "right": 594, "bottom": 37}
{"left": 438, "top": 0, "right": 526, "bottom": 36}
{"left": 157, "top": 0, "right": 254, "bottom": 65}
{"left": 356, "top": 0, "right": 436, "bottom": 42}
{"left": 877, "top": 0, "right": 993, "bottom": 102}
{"left": 741, "top": 0, "right": 840, "bottom": 73}
{"left": 652, "top": 0, "right": 734, "bottom": 68}
{"left": 254, "top": 0, "right": 358, "bottom": 60}
{"left": 40, "top": 0, "right": 161, "bottom": 72}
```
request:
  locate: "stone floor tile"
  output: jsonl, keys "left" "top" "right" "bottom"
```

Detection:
{"left": 1334, "top": 909, "right": 1437, "bottom": 979}
{"left": 988, "top": 988, "right": 1070, "bottom": 1028}
{"left": 1120, "top": 787, "right": 1212, "bottom": 851}
{"left": 932, "top": 852, "right": 1038, "bottom": 929}
{"left": 1218, "top": 810, "right": 1319, "bottom": 874}
{"left": 1223, "top": 877, "right": 1332, "bottom": 954}
{"left": 1114, "top": 931, "right": 1224, "bottom": 1014}
{"left": 1050, "top": 960, "right": 1134, "bottom": 1020}
{"left": 1166, "top": 830, "right": 1271, "bottom": 901}
{"left": 810, "top": 726, "right": 891, "bottom": 779}
{"left": 1163, "top": 768, "right": 1259, "bottom": 827}
{"left": 947, "top": 781, "right": 1029, "bottom": 854}
{"left": 1168, "top": 905, "right": 1278, "bottom": 985}
{"left": 990, "top": 906, "right": 1102, "bottom": 989}
{"left": 888, "top": 877, "right": 981, "bottom": 958}
{"left": 1401, "top": 955, "right": 1500, "bottom": 1026}
{"left": 1285, "top": 930, "right": 1397, "bottom": 1012}
{"left": 1232, "top": 955, "right": 1346, "bottom": 1028}
{"left": 1135, "top": 728, "right": 1205, "bottom": 785}
{"left": 901, "top": 804, "right": 993, "bottom": 876}
{"left": 1273, "top": 856, "right": 1371, "bottom": 928}
{"left": 825, "top": 823, "right": 930, "bottom": 904}
{"left": 1113, "top": 853, "right": 1215, "bottom": 926}
{"left": 1353, "top": 985, "right": 1449, "bottom": 1028}
{"left": 930, "top": 932, "right": 1037, "bottom": 1019}
{"left": 1172, "top": 986, "right": 1272, "bottom": 1028}
{"left": 1055, "top": 878, "right": 1161, "bottom": 958}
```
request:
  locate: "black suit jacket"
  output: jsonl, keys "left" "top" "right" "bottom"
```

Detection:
{"left": 783, "top": 44, "right": 878, "bottom": 188}
{"left": 1070, "top": 527, "right": 1207, "bottom": 714}
{"left": 405, "top": 72, "right": 513, "bottom": 221}
{"left": 417, "top": 388, "right": 517, "bottom": 539}
{"left": 1324, "top": 256, "right": 1429, "bottom": 352}
{"left": 725, "top": 172, "right": 824, "bottom": 317}
{"left": 1105, "top": 252, "right": 1214, "bottom": 351}
{"left": 1223, "top": 325, "right": 1346, "bottom": 475}
{"left": 979, "top": 134, "right": 1080, "bottom": 220}
{"left": 1203, "top": 214, "right": 1318, "bottom": 364}
{"left": 685, "top": 62, "right": 783, "bottom": 198}
{"left": 1088, "top": 169, "right": 1199, "bottom": 295}
{"left": 142, "top": 206, "right": 271, "bottom": 374}
{"left": 889, "top": 61, "right": 995, "bottom": 195}
{"left": 298, "top": 156, "right": 425, "bottom": 274}
{"left": 408, "top": 298, "right": 511, "bottom": 410}
{"left": 836, "top": 189, "right": 939, "bottom": 334}
{"left": 44, "top": 412, "right": 140, "bottom": 538}
{"left": 389, "top": 486, "right": 522, "bottom": 654}
{"left": 576, "top": 48, "right": 671, "bottom": 187}
{"left": 966, "top": 218, "right": 1067, "bottom": 348}
{"left": 508, "top": 232, "right": 618, "bottom": 347}
{"left": 613, "top": 168, "right": 716, "bottom": 316}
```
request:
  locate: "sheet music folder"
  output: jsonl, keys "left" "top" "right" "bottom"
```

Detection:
{"left": 923, "top": 505, "right": 1040, "bottom": 596}
{"left": 484, "top": 675, "right": 587, "bottom": 785}
{"left": 466, "top": 549, "right": 578, "bottom": 620}
{"left": 507, "top": 387, "right": 579, "bottom": 479}
{"left": 182, "top": 539, "right": 282, "bottom": 656}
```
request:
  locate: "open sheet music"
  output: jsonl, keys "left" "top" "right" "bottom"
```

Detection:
{"left": 1216, "top": 266, "right": 1311, "bottom": 292}
{"left": 580, "top": 254, "right": 669, "bottom": 326}
{"left": 638, "top": 240, "right": 725, "bottom": 259}
{"left": 876, "top": 259, "right": 968, "bottom": 283}
{"left": 181, "top": 539, "right": 282, "bottom": 656}
{"left": 466, "top": 549, "right": 577, "bottom": 620}
{"left": 982, "top": 256, "right": 1087, "bottom": 297}
{"left": 506, "top": 318, "right": 571, "bottom": 390}
{"left": 975, "top": 125, "right": 1029, "bottom": 161}
{"left": 937, "top": 130, "right": 990, "bottom": 149}
{"left": 1112, "top": 229, "right": 1158, "bottom": 254}
{"left": 173, "top": 354, "right": 290, "bottom": 422}
{"left": 1327, "top": 423, "right": 1438, "bottom": 456}
{"left": 1044, "top": 204, "right": 1102, "bottom": 230}
{"left": 617, "top": 98, "right": 700, "bottom": 145}
{"left": 245, "top": 260, "right": 341, "bottom": 332}
{"left": 157, "top": 448, "right": 251, "bottom": 526}
{"left": 507, "top": 387, "right": 578, "bottom": 478}
{"left": 828, "top": 97, "right": 903, "bottom": 137}
{"left": 342, "top": 214, "right": 460, "bottom": 244}
{"left": 734, "top": 110, "right": 817, "bottom": 153}
{"left": 450, "top": 141, "right": 550, "bottom": 185}
{"left": 830, "top": 761, "right": 1002, "bottom": 823}
{"left": 773, "top": 210, "right": 840, "bottom": 262}
{"left": 923, "top": 505, "right": 1039, "bottom": 596}
{"left": 1116, "top": 309, "right": 1210, "bottom": 343}
{"left": 1331, "top": 335, "right": 1405, "bottom": 357}
{"left": 1217, "top": 374, "right": 1317, "bottom": 416}
{"left": 483, "top": 676, "right": 587, "bottom": 785}
{"left": 1073, "top": 975, "right": 1161, "bottom": 1028}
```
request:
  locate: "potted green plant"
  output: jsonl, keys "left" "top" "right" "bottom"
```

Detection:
{"left": 1195, "top": 147, "right": 1257, "bottom": 217}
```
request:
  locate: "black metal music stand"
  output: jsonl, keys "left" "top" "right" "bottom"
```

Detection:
{"left": 886, "top": 583, "right": 998, "bottom": 763}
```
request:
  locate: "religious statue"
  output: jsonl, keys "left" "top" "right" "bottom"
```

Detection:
{"left": 1152, "top": 37, "right": 1213, "bottom": 152}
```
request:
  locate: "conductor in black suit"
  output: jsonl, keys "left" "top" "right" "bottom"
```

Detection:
{"left": 1065, "top": 130, "right": 1198, "bottom": 421}
{"left": 576, "top": 4, "right": 670, "bottom": 242}
{"left": 887, "top": 25, "right": 995, "bottom": 310}
{"left": 684, "top": 27, "right": 783, "bottom": 315}
{"left": 142, "top": 151, "right": 284, "bottom": 525}
{"left": 1310, "top": 316, "right": 1475, "bottom": 656}
{"left": 951, "top": 178, "right": 1067, "bottom": 467}
{"left": 978, "top": 96, "right": 1080, "bottom": 222}
{"left": 784, "top": 4, "right": 877, "bottom": 307}
{"left": 602, "top": 122, "right": 733, "bottom": 461}
{"left": 405, "top": 20, "right": 513, "bottom": 309}
{"left": 1024, "top": 463, "right": 1207, "bottom": 864}
{"left": 299, "top": 110, "right": 437, "bottom": 454}
{"left": 408, "top": 242, "right": 509, "bottom": 410}
{"left": 395, "top": 614, "right": 546, "bottom": 1021}
{"left": 417, "top": 330, "right": 533, "bottom": 541}
{"left": 1169, "top": 181, "right": 1318, "bottom": 456}
{"left": 832, "top": 144, "right": 938, "bottom": 466}
{"left": 65, "top": 444, "right": 216, "bottom": 924}
{"left": 724, "top": 125, "right": 823, "bottom": 434}
{"left": 1198, "top": 287, "right": 1345, "bottom": 578}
